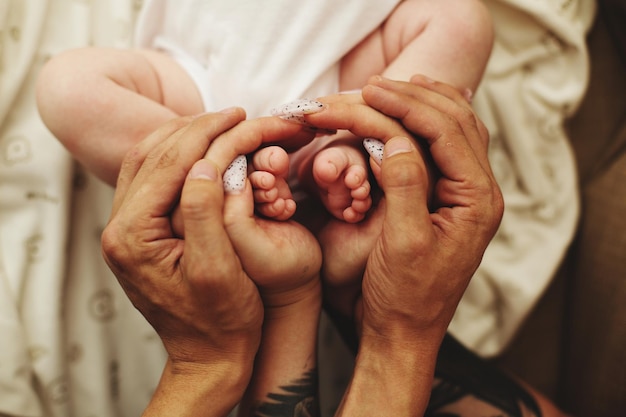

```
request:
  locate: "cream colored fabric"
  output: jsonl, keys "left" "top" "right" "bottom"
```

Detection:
{"left": 449, "top": 0, "right": 597, "bottom": 356}
{"left": 135, "top": 0, "right": 400, "bottom": 118}
{"left": 0, "top": 1, "right": 166, "bottom": 416}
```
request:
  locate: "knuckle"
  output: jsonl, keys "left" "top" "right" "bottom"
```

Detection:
{"left": 454, "top": 106, "right": 477, "bottom": 127}
{"left": 470, "top": 178, "right": 505, "bottom": 234}
{"left": 100, "top": 221, "right": 131, "bottom": 269}
{"left": 180, "top": 184, "right": 221, "bottom": 220}
{"left": 477, "top": 119, "right": 490, "bottom": 143}
{"left": 154, "top": 146, "right": 180, "bottom": 170}
{"left": 383, "top": 155, "right": 423, "bottom": 188}
{"left": 119, "top": 145, "right": 144, "bottom": 175}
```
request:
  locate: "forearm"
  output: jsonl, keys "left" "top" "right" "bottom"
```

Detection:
{"left": 239, "top": 282, "right": 322, "bottom": 417}
{"left": 144, "top": 357, "right": 253, "bottom": 417}
{"left": 335, "top": 336, "right": 441, "bottom": 417}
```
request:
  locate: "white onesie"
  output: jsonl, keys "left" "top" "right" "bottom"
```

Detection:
{"left": 135, "top": 0, "right": 401, "bottom": 118}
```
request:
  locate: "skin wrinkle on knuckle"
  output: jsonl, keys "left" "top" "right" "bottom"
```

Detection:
{"left": 452, "top": 104, "right": 476, "bottom": 127}
{"left": 384, "top": 153, "right": 422, "bottom": 187}
{"left": 152, "top": 144, "right": 181, "bottom": 170}
{"left": 424, "top": 113, "right": 461, "bottom": 148}
{"left": 120, "top": 147, "right": 143, "bottom": 175}
{"left": 181, "top": 186, "right": 217, "bottom": 219}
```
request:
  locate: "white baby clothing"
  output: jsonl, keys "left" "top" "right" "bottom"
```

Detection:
{"left": 135, "top": 0, "right": 401, "bottom": 118}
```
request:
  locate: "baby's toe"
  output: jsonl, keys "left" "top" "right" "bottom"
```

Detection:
{"left": 252, "top": 146, "right": 290, "bottom": 177}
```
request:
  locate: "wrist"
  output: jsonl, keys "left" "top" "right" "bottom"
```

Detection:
{"left": 337, "top": 334, "right": 441, "bottom": 417}
{"left": 261, "top": 276, "right": 321, "bottom": 320}
{"left": 240, "top": 281, "right": 321, "bottom": 416}
{"left": 144, "top": 357, "right": 253, "bottom": 417}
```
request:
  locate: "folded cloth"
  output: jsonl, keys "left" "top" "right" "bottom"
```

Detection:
{"left": 449, "top": 0, "right": 597, "bottom": 356}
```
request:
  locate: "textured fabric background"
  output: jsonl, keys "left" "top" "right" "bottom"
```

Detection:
{"left": 0, "top": 0, "right": 599, "bottom": 415}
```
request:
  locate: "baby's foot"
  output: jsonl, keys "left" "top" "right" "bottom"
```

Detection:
{"left": 250, "top": 146, "right": 296, "bottom": 221}
{"left": 311, "top": 144, "right": 372, "bottom": 223}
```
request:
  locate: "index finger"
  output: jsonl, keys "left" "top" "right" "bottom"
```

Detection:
{"left": 362, "top": 77, "right": 490, "bottom": 183}
{"left": 203, "top": 115, "right": 316, "bottom": 173}
{"left": 304, "top": 100, "right": 413, "bottom": 143}
{"left": 111, "top": 109, "right": 246, "bottom": 220}
{"left": 112, "top": 117, "right": 191, "bottom": 218}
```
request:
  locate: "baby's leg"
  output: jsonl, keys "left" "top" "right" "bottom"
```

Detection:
{"left": 340, "top": 0, "right": 494, "bottom": 93}
{"left": 250, "top": 146, "right": 296, "bottom": 221}
{"left": 36, "top": 47, "right": 203, "bottom": 185}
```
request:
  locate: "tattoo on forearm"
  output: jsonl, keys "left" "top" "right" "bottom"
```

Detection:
{"left": 425, "top": 335, "right": 543, "bottom": 417}
{"left": 253, "top": 370, "right": 319, "bottom": 417}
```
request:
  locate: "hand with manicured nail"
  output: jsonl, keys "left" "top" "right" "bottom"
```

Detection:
{"left": 300, "top": 76, "right": 504, "bottom": 417}
{"left": 200, "top": 115, "right": 324, "bottom": 416}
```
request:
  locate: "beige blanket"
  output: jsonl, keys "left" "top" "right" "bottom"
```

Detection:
{"left": 0, "top": 0, "right": 596, "bottom": 415}
{"left": 0, "top": 2, "right": 165, "bottom": 416}
{"left": 450, "top": 0, "right": 596, "bottom": 356}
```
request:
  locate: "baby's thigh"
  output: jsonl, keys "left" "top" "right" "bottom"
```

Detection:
{"left": 339, "top": 28, "right": 387, "bottom": 91}
{"left": 136, "top": 49, "right": 205, "bottom": 116}
{"left": 339, "top": 1, "right": 430, "bottom": 91}
{"left": 343, "top": 0, "right": 492, "bottom": 91}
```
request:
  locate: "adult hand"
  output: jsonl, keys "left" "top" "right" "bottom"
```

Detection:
{"left": 306, "top": 76, "right": 503, "bottom": 416}
{"left": 299, "top": 93, "right": 423, "bottom": 330}
{"left": 209, "top": 122, "right": 324, "bottom": 416}
{"left": 203, "top": 121, "right": 323, "bottom": 308}
{"left": 100, "top": 109, "right": 316, "bottom": 416}
{"left": 357, "top": 75, "right": 503, "bottom": 344}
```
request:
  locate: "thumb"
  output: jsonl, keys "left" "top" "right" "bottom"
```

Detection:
{"left": 380, "top": 137, "right": 432, "bottom": 241}
{"left": 180, "top": 159, "right": 237, "bottom": 271}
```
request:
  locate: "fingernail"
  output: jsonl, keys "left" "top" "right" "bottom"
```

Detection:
{"left": 385, "top": 137, "right": 413, "bottom": 158}
{"left": 223, "top": 155, "right": 247, "bottom": 193}
{"left": 271, "top": 99, "right": 326, "bottom": 124}
{"left": 189, "top": 159, "right": 218, "bottom": 181}
{"left": 363, "top": 138, "right": 384, "bottom": 165}
{"left": 276, "top": 113, "right": 311, "bottom": 125}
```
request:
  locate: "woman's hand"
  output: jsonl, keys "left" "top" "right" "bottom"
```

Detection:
{"left": 303, "top": 76, "right": 503, "bottom": 416}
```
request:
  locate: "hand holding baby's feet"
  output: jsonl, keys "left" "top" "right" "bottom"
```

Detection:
{"left": 250, "top": 146, "right": 296, "bottom": 221}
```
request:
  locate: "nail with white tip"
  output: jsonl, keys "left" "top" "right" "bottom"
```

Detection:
{"left": 363, "top": 138, "right": 384, "bottom": 165}
{"left": 271, "top": 99, "right": 326, "bottom": 125}
{"left": 223, "top": 155, "right": 247, "bottom": 193}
